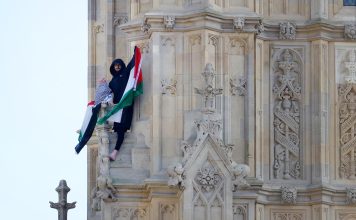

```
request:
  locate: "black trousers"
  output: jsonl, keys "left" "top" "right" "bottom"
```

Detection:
{"left": 114, "top": 123, "right": 128, "bottom": 151}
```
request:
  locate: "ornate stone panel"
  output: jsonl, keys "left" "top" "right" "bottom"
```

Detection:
{"left": 160, "top": 35, "right": 178, "bottom": 169}
{"left": 160, "top": 203, "right": 177, "bottom": 220}
{"left": 271, "top": 211, "right": 305, "bottom": 220}
{"left": 233, "top": 203, "right": 248, "bottom": 220}
{"left": 192, "top": 159, "right": 225, "bottom": 220}
{"left": 271, "top": 48, "right": 303, "bottom": 180}
{"left": 338, "top": 83, "right": 356, "bottom": 179}
{"left": 223, "top": 35, "right": 248, "bottom": 164}
{"left": 112, "top": 207, "right": 148, "bottom": 220}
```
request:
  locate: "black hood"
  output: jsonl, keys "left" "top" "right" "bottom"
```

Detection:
{"left": 110, "top": 59, "right": 126, "bottom": 76}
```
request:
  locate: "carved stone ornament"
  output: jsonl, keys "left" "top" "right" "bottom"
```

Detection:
{"left": 281, "top": 186, "right": 297, "bottom": 204}
{"left": 338, "top": 83, "right": 356, "bottom": 179}
{"left": 272, "top": 49, "right": 302, "bottom": 180}
{"left": 345, "top": 24, "right": 356, "bottom": 40}
{"left": 255, "top": 19, "right": 265, "bottom": 35}
{"left": 161, "top": 204, "right": 175, "bottom": 214}
{"left": 343, "top": 49, "right": 356, "bottom": 83}
{"left": 279, "top": 22, "right": 296, "bottom": 40}
{"left": 113, "top": 15, "right": 128, "bottom": 26}
{"left": 230, "top": 76, "right": 247, "bottom": 96}
{"left": 231, "top": 161, "right": 250, "bottom": 191}
{"left": 112, "top": 207, "right": 147, "bottom": 219}
{"left": 233, "top": 17, "right": 245, "bottom": 31}
{"left": 161, "top": 78, "right": 177, "bottom": 95}
{"left": 167, "top": 163, "right": 185, "bottom": 190}
{"left": 164, "top": 16, "right": 175, "bottom": 30}
{"left": 346, "top": 188, "right": 356, "bottom": 204}
{"left": 233, "top": 204, "right": 248, "bottom": 218}
{"left": 195, "top": 162, "right": 222, "bottom": 192}
{"left": 91, "top": 106, "right": 117, "bottom": 212}
{"left": 141, "top": 21, "right": 151, "bottom": 34}
{"left": 194, "top": 63, "right": 223, "bottom": 110}
{"left": 93, "top": 24, "right": 104, "bottom": 34}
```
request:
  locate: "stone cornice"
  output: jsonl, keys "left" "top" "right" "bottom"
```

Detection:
{"left": 118, "top": 11, "right": 356, "bottom": 42}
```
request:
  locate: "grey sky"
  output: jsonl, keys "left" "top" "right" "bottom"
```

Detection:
{"left": 0, "top": 1, "right": 88, "bottom": 219}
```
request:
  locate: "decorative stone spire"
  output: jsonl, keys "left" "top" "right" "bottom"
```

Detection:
{"left": 49, "top": 180, "right": 76, "bottom": 220}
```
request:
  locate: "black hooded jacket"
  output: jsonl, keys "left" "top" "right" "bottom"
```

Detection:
{"left": 109, "top": 59, "right": 134, "bottom": 131}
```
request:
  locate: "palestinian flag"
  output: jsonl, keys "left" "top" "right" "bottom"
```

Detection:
{"left": 75, "top": 102, "right": 101, "bottom": 154}
{"left": 97, "top": 46, "right": 143, "bottom": 124}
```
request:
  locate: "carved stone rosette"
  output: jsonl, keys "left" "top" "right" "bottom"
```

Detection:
{"left": 279, "top": 22, "right": 296, "bottom": 40}
{"left": 345, "top": 24, "right": 356, "bottom": 40}
{"left": 346, "top": 188, "right": 356, "bottom": 204}
{"left": 281, "top": 186, "right": 297, "bottom": 204}
{"left": 195, "top": 162, "right": 222, "bottom": 192}
{"left": 272, "top": 49, "right": 302, "bottom": 180}
{"left": 338, "top": 83, "right": 356, "bottom": 179}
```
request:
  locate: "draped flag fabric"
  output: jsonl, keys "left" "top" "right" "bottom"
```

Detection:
{"left": 75, "top": 102, "right": 101, "bottom": 154}
{"left": 75, "top": 81, "right": 112, "bottom": 154}
{"left": 97, "top": 46, "right": 143, "bottom": 124}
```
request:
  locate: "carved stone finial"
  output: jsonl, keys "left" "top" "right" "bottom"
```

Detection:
{"left": 231, "top": 162, "right": 250, "bottom": 191}
{"left": 113, "top": 15, "right": 128, "bottom": 26}
{"left": 167, "top": 163, "right": 185, "bottom": 190}
{"left": 281, "top": 186, "right": 297, "bottom": 204}
{"left": 161, "top": 78, "right": 177, "bottom": 95}
{"left": 194, "top": 63, "right": 223, "bottom": 110}
{"left": 345, "top": 24, "right": 356, "bottom": 40}
{"left": 164, "top": 16, "right": 175, "bottom": 30}
{"left": 230, "top": 76, "right": 247, "bottom": 96}
{"left": 49, "top": 180, "right": 76, "bottom": 220}
{"left": 233, "top": 17, "right": 245, "bottom": 31}
{"left": 279, "top": 22, "right": 296, "bottom": 40}
{"left": 346, "top": 188, "right": 356, "bottom": 204}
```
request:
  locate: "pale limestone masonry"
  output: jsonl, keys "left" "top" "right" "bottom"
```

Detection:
{"left": 87, "top": 1, "right": 356, "bottom": 220}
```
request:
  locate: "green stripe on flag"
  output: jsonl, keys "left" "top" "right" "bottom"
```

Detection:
{"left": 97, "top": 88, "right": 135, "bottom": 125}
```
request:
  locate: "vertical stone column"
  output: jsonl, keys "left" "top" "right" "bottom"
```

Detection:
{"left": 311, "top": 0, "right": 328, "bottom": 19}
{"left": 255, "top": 38, "right": 265, "bottom": 181}
{"left": 311, "top": 40, "right": 330, "bottom": 184}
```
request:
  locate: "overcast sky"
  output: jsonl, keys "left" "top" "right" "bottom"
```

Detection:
{"left": 0, "top": 1, "right": 88, "bottom": 219}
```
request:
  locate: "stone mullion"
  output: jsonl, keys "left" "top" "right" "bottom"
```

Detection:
{"left": 255, "top": 39, "right": 265, "bottom": 180}
{"left": 311, "top": 40, "right": 330, "bottom": 184}
{"left": 246, "top": 34, "right": 256, "bottom": 177}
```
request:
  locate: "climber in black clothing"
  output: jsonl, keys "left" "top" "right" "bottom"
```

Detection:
{"left": 108, "top": 59, "right": 134, "bottom": 161}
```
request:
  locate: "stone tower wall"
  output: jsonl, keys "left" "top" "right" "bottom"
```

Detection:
{"left": 87, "top": 1, "right": 356, "bottom": 219}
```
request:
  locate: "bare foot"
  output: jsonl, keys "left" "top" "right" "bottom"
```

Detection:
{"left": 109, "top": 150, "right": 118, "bottom": 161}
